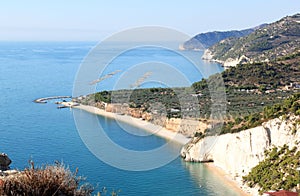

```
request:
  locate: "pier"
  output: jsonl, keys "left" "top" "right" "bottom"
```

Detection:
{"left": 34, "top": 96, "right": 71, "bottom": 104}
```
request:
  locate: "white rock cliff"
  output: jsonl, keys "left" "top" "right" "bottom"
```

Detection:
{"left": 181, "top": 115, "right": 300, "bottom": 194}
{"left": 202, "top": 49, "right": 251, "bottom": 68}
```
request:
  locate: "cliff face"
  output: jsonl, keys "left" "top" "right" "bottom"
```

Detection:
{"left": 181, "top": 115, "right": 300, "bottom": 193}
{"left": 165, "top": 118, "right": 208, "bottom": 137}
{"left": 97, "top": 103, "right": 208, "bottom": 137}
{"left": 203, "top": 49, "right": 249, "bottom": 68}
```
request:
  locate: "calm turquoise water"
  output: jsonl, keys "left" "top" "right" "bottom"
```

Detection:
{"left": 0, "top": 42, "right": 239, "bottom": 195}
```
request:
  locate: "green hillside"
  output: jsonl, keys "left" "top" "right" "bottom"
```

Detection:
{"left": 243, "top": 145, "right": 300, "bottom": 194}
{"left": 207, "top": 13, "right": 300, "bottom": 64}
{"left": 181, "top": 28, "right": 255, "bottom": 50}
{"left": 79, "top": 50, "right": 300, "bottom": 127}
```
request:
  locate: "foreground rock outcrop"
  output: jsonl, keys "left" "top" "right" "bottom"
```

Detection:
{"left": 0, "top": 154, "right": 11, "bottom": 171}
{"left": 181, "top": 115, "right": 300, "bottom": 194}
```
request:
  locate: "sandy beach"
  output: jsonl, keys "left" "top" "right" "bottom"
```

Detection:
{"left": 204, "top": 163, "right": 252, "bottom": 196}
{"left": 72, "top": 104, "right": 190, "bottom": 145}
{"left": 69, "top": 103, "right": 252, "bottom": 195}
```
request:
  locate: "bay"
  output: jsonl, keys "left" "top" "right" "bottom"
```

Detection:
{"left": 0, "top": 41, "right": 239, "bottom": 195}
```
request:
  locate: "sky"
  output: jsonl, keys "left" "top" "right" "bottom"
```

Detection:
{"left": 0, "top": 0, "right": 299, "bottom": 41}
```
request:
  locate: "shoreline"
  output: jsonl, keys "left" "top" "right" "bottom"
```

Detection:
{"left": 66, "top": 103, "right": 251, "bottom": 195}
{"left": 204, "top": 163, "right": 252, "bottom": 196}
{"left": 72, "top": 104, "right": 190, "bottom": 145}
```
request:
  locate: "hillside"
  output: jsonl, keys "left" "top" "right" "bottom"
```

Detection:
{"left": 243, "top": 145, "right": 300, "bottom": 194}
{"left": 180, "top": 28, "right": 255, "bottom": 50}
{"left": 220, "top": 52, "right": 300, "bottom": 90}
{"left": 181, "top": 93, "right": 300, "bottom": 194}
{"left": 204, "top": 13, "right": 300, "bottom": 67}
{"left": 75, "top": 51, "right": 300, "bottom": 139}
{"left": 192, "top": 52, "right": 300, "bottom": 121}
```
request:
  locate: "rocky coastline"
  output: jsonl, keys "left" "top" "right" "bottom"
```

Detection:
{"left": 65, "top": 102, "right": 253, "bottom": 195}
{"left": 202, "top": 49, "right": 250, "bottom": 68}
{"left": 181, "top": 115, "right": 300, "bottom": 195}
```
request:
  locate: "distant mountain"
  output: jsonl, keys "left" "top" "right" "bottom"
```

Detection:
{"left": 180, "top": 27, "right": 260, "bottom": 50}
{"left": 204, "top": 13, "right": 300, "bottom": 67}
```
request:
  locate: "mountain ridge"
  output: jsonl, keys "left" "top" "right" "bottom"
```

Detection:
{"left": 181, "top": 28, "right": 255, "bottom": 50}
{"left": 181, "top": 24, "right": 267, "bottom": 51}
{"left": 203, "top": 13, "right": 300, "bottom": 67}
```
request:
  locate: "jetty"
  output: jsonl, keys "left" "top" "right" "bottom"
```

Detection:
{"left": 34, "top": 96, "right": 71, "bottom": 104}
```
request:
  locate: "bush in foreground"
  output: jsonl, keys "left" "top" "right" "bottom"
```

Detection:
{"left": 0, "top": 161, "right": 94, "bottom": 196}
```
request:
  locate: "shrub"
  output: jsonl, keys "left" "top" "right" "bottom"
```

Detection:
{"left": 0, "top": 161, "right": 94, "bottom": 196}
{"left": 243, "top": 145, "right": 300, "bottom": 194}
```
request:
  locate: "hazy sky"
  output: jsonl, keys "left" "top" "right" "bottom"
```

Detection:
{"left": 0, "top": 0, "right": 299, "bottom": 41}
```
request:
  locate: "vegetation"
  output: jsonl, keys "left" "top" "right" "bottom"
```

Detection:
{"left": 94, "top": 90, "right": 111, "bottom": 103}
{"left": 193, "top": 51, "right": 300, "bottom": 121}
{"left": 219, "top": 93, "right": 300, "bottom": 134}
{"left": 221, "top": 55, "right": 300, "bottom": 90}
{"left": 208, "top": 13, "right": 300, "bottom": 63}
{"left": 85, "top": 88, "right": 183, "bottom": 118}
{"left": 193, "top": 50, "right": 300, "bottom": 92}
{"left": 243, "top": 145, "right": 300, "bottom": 194}
{"left": 0, "top": 161, "right": 94, "bottom": 196}
{"left": 182, "top": 28, "right": 255, "bottom": 50}
{"left": 78, "top": 50, "right": 299, "bottom": 126}
{"left": 77, "top": 21, "right": 300, "bottom": 138}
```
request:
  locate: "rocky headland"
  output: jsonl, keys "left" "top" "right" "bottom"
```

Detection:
{"left": 181, "top": 115, "right": 300, "bottom": 195}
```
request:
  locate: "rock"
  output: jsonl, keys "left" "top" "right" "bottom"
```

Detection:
{"left": 129, "top": 108, "right": 143, "bottom": 118}
{"left": 223, "top": 55, "right": 250, "bottom": 68}
{"left": 3, "top": 170, "right": 18, "bottom": 176}
{"left": 202, "top": 49, "right": 213, "bottom": 60}
{"left": 141, "top": 112, "right": 152, "bottom": 121}
{"left": 165, "top": 118, "right": 208, "bottom": 138}
{"left": 181, "top": 115, "right": 300, "bottom": 195}
{"left": 0, "top": 153, "right": 11, "bottom": 171}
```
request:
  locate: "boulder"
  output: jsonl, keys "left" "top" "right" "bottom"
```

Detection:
{"left": 0, "top": 153, "right": 11, "bottom": 171}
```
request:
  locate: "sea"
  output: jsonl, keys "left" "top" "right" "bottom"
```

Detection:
{"left": 0, "top": 41, "right": 240, "bottom": 195}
